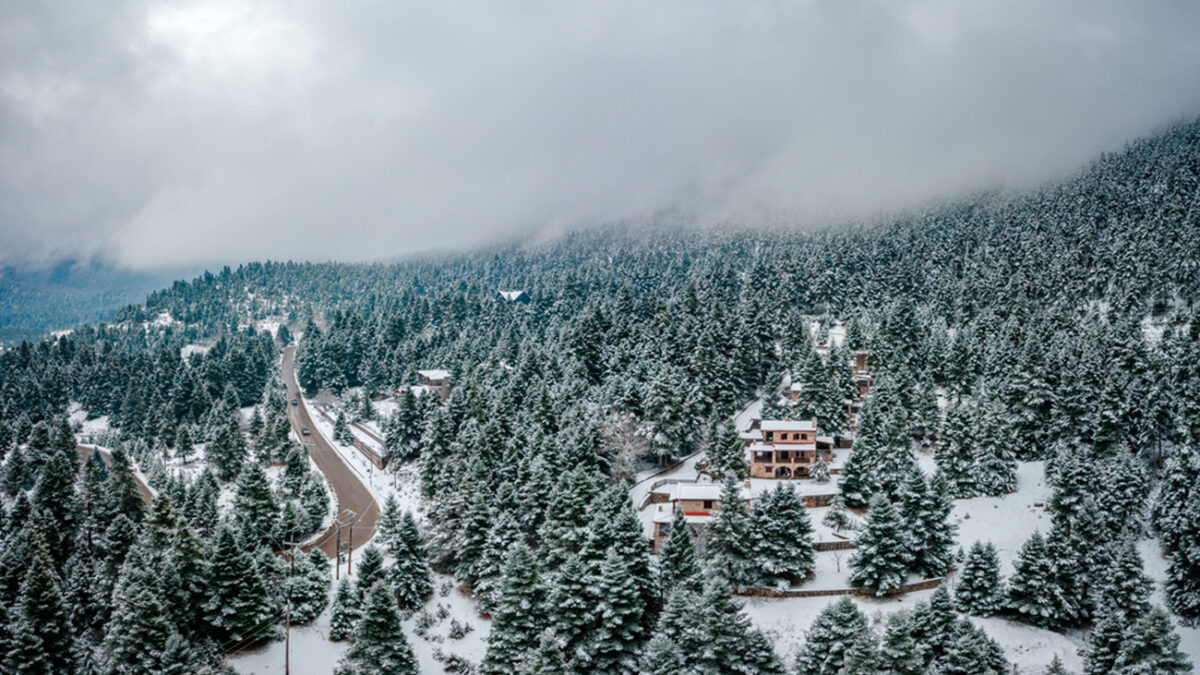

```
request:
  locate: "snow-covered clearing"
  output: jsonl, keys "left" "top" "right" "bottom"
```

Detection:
{"left": 229, "top": 570, "right": 489, "bottom": 674}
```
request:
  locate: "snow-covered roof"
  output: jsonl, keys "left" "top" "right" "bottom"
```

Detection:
{"left": 418, "top": 369, "right": 450, "bottom": 381}
{"left": 498, "top": 290, "right": 527, "bottom": 301}
{"left": 738, "top": 430, "right": 761, "bottom": 440}
{"left": 747, "top": 442, "right": 776, "bottom": 452}
{"left": 675, "top": 483, "right": 723, "bottom": 502}
{"left": 760, "top": 420, "right": 817, "bottom": 432}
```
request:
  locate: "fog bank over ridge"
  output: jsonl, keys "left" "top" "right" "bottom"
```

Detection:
{"left": 2, "top": 0, "right": 1199, "bottom": 269}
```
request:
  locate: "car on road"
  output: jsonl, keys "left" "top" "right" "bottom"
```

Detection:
{"left": 301, "top": 427, "right": 311, "bottom": 436}
{"left": 291, "top": 398, "right": 299, "bottom": 406}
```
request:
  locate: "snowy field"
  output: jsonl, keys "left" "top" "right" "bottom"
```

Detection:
{"left": 230, "top": 571, "right": 489, "bottom": 674}
{"left": 738, "top": 457, "right": 1198, "bottom": 673}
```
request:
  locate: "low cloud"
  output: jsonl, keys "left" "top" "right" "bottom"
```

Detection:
{"left": 3, "top": 0, "right": 1199, "bottom": 268}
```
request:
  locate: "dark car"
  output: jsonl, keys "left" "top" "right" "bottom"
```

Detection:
{"left": 291, "top": 398, "right": 299, "bottom": 406}
{"left": 301, "top": 427, "right": 311, "bottom": 436}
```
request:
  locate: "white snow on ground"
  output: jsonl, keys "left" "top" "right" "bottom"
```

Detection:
{"left": 951, "top": 461, "right": 1052, "bottom": 569}
{"left": 181, "top": 341, "right": 214, "bottom": 357}
{"left": 739, "top": 459, "right": 1157, "bottom": 674}
{"left": 1139, "top": 538, "right": 1200, "bottom": 668}
{"left": 69, "top": 402, "right": 112, "bottom": 442}
{"left": 230, "top": 570, "right": 489, "bottom": 675}
{"left": 255, "top": 318, "right": 284, "bottom": 336}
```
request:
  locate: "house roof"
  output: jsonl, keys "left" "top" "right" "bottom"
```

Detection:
{"left": 418, "top": 369, "right": 450, "bottom": 380}
{"left": 675, "top": 483, "right": 724, "bottom": 502}
{"left": 498, "top": 290, "right": 527, "bottom": 301}
{"left": 760, "top": 419, "right": 817, "bottom": 432}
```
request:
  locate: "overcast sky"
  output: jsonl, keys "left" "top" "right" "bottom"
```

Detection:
{"left": 2, "top": 1, "right": 1199, "bottom": 269}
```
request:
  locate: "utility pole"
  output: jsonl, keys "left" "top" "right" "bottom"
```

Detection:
{"left": 347, "top": 520, "right": 355, "bottom": 575}
{"left": 285, "top": 543, "right": 296, "bottom": 675}
{"left": 335, "top": 523, "right": 341, "bottom": 580}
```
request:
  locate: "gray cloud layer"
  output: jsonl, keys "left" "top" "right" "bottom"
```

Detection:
{"left": 3, "top": 0, "right": 1199, "bottom": 268}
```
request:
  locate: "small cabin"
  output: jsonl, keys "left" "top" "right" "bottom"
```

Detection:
{"left": 650, "top": 481, "right": 751, "bottom": 553}
{"left": 417, "top": 369, "right": 451, "bottom": 399}
{"left": 498, "top": 290, "right": 530, "bottom": 304}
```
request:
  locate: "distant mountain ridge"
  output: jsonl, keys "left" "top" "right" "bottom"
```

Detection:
{"left": 0, "top": 261, "right": 200, "bottom": 344}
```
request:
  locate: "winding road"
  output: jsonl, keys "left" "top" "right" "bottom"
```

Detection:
{"left": 281, "top": 346, "right": 379, "bottom": 558}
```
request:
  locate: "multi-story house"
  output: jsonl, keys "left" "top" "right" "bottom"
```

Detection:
{"left": 744, "top": 419, "right": 833, "bottom": 479}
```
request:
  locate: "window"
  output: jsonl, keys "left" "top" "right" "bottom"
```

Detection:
{"left": 703, "top": 500, "right": 714, "bottom": 509}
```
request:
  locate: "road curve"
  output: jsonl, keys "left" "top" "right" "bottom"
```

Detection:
{"left": 281, "top": 346, "right": 379, "bottom": 558}
{"left": 76, "top": 445, "right": 154, "bottom": 506}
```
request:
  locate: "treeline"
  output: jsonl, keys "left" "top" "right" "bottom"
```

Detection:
{"left": 0, "top": 119, "right": 1197, "bottom": 671}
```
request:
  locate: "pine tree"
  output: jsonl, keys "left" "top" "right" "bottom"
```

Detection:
{"left": 750, "top": 484, "right": 815, "bottom": 587}
{"left": 104, "top": 446, "right": 145, "bottom": 525}
{"left": 233, "top": 462, "right": 278, "bottom": 546}
{"left": 3, "top": 547, "right": 73, "bottom": 675}
{"left": 822, "top": 494, "right": 855, "bottom": 533}
{"left": 1094, "top": 539, "right": 1153, "bottom": 621}
{"left": 840, "top": 631, "right": 880, "bottom": 675}
{"left": 1151, "top": 443, "right": 1197, "bottom": 553}
{"left": 907, "top": 471, "right": 957, "bottom": 578}
{"left": 286, "top": 550, "right": 331, "bottom": 625}
{"left": 158, "top": 633, "right": 200, "bottom": 675}
{"left": 374, "top": 494, "right": 402, "bottom": 554}
{"left": 849, "top": 496, "right": 911, "bottom": 596}
{"left": 695, "top": 576, "right": 783, "bottom": 674}
{"left": 337, "top": 581, "right": 418, "bottom": 675}
{"left": 941, "top": 618, "right": 1009, "bottom": 675}
{"left": 204, "top": 525, "right": 277, "bottom": 646}
{"left": 908, "top": 586, "right": 957, "bottom": 667}
{"left": 482, "top": 544, "right": 545, "bottom": 674}
{"left": 810, "top": 459, "right": 831, "bottom": 483}
{"left": 878, "top": 612, "right": 922, "bottom": 675}
{"left": 972, "top": 397, "right": 1017, "bottom": 496}
{"left": 537, "top": 468, "right": 599, "bottom": 571}
{"left": 706, "top": 421, "right": 748, "bottom": 481}
{"left": 520, "top": 628, "right": 571, "bottom": 674}
{"left": 103, "top": 541, "right": 173, "bottom": 674}
{"left": 354, "top": 546, "right": 386, "bottom": 599}
{"left": 1163, "top": 486, "right": 1200, "bottom": 624}
{"left": 1006, "top": 530, "right": 1068, "bottom": 629}
{"left": 658, "top": 509, "right": 702, "bottom": 596}
{"left": 334, "top": 411, "right": 352, "bottom": 445}
{"left": 936, "top": 399, "right": 977, "bottom": 497}
{"left": 1044, "top": 654, "right": 1069, "bottom": 675}
{"left": 588, "top": 548, "right": 647, "bottom": 674}
{"left": 955, "top": 541, "right": 1004, "bottom": 616}
{"left": 548, "top": 554, "right": 593, "bottom": 665}
{"left": 704, "top": 473, "right": 753, "bottom": 587}
{"left": 1111, "top": 607, "right": 1192, "bottom": 674}
{"left": 328, "top": 578, "right": 362, "bottom": 641}
{"left": 390, "top": 513, "right": 433, "bottom": 613}
{"left": 794, "top": 597, "right": 869, "bottom": 675}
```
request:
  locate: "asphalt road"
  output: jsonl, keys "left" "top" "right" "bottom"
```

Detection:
{"left": 76, "top": 444, "right": 154, "bottom": 505}
{"left": 281, "top": 346, "right": 379, "bottom": 558}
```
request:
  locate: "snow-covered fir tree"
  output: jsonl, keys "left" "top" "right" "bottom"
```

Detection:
{"left": 336, "top": 581, "right": 418, "bottom": 675}
{"left": 955, "top": 541, "right": 1004, "bottom": 616}
{"left": 749, "top": 484, "right": 815, "bottom": 587}
{"left": 849, "top": 496, "right": 911, "bottom": 596}
{"left": 704, "top": 473, "right": 754, "bottom": 587}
